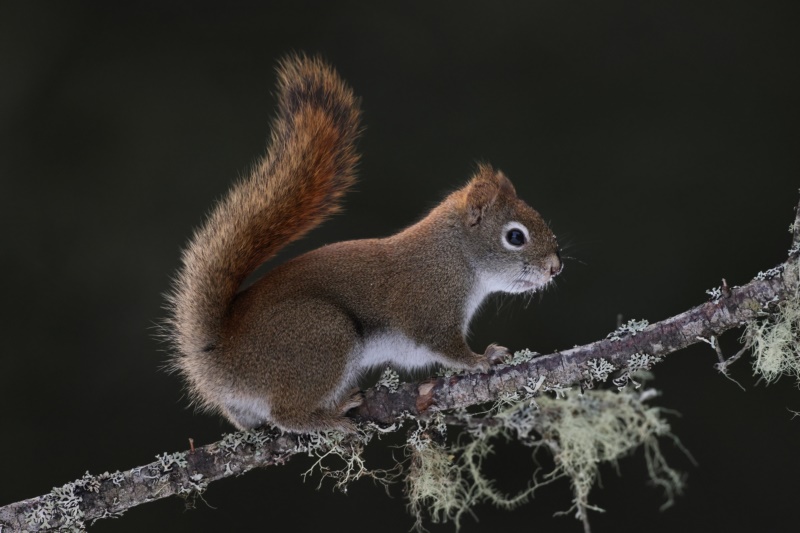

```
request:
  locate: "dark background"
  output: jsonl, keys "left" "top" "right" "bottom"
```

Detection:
{"left": 2, "top": 1, "right": 799, "bottom": 532}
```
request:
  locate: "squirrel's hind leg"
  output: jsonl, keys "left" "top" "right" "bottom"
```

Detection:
{"left": 269, "top": 384, "right": 364, "bottom": 434}
{"left": 271, "top": 401, "right": 360, "bottom": 434}
{"left": 264, "top": 300, "right": 363, "bottom": 434}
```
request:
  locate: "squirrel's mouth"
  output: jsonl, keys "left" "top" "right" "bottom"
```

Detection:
{"left": 514, "top": 269, "right": 557, "bottom": 293}
{"left": 512, "top": 278, "right": 545, "bottom": 293}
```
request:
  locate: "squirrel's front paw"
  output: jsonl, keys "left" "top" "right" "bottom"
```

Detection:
{"left": 469, "top": 344, "right": 511, "bottom": 373}
{"left": 484, "top": 343, "right": 511, "bottom": 365}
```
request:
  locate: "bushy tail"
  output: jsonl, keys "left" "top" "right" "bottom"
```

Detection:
{"left": 167, "top": 54, "right": 362, "bottom": 357}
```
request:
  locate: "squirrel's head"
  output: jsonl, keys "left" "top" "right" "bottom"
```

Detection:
{"left": 457, "top": 164, "right": 562, "bottom": 294}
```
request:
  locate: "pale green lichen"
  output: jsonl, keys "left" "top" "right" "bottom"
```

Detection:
{"left": 754, "top": 266, "right": 784, "bottom": 281}
{"left": 404, "top": 414, "right": 537, "bottom": 530}
{"left": 503, "top": 348, "right": 540, "bottom": 365}
{"left": 613, "top": 353, "right": 663, "bottom": 390}
{"left": 494, "top": 375, "right": 545, "bottom": 409}
{"left": 627, "top": 352, "right": 662, "bottom": 371}
{"left": 606, "top": 319, "right": 649, "bottom": 341}
{"left": 405, "top": 418, "right": 480, "bottom": 531}
{"left": 536, "top": 389, "right": 686, "bottom": 522}
{"left": 377, "top": 367, "right": 401, "bottom": 392}
{"left": 402, "top": 385, "right": 687, "bottom": 531}
{"left": 106, "top": 471, "right": 125, "bottom": 487}
{"left": 706, "top": 286, "right": 722, "bottom": 302}
{"left": 435, "top": 349, "right": 540, "bottom": 379}
{"left": 155, "top": 451, "right": 187, "bottom": 472}
{"left": 301, "top": 428, "right": 401, "bottom": 493}
{"left": 542, "top": 384, "right": 572, "bottom": 398}
{"left": 220, "top": 428, "right": 276, "bottom": 455}
{"left": 24, "top": 471, "right": 104, "bottom": 531}
{"left": 585, "top": 358, "right": 617, "bottom": 383}
{"left": 177, "top": 473, "right": 210, "bottom": 509}
{"left": 745, "top": 288, "right": 800, "bottom": 385}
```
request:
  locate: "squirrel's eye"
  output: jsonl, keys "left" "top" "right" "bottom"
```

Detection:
{"left": 506, "top": 228, "right": 526, "bottom": 247}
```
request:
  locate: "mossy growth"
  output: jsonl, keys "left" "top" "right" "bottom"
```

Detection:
{"left": 404, "top": 416, "right": 481, "bottom": 530}
{"left": 745, "top": 287, "right": 800, "bottom": 385}
{"left": 300, "top": 426, "right": 404, "bottom": 493}
{"left": 401, "top": 379, "right": 687, "bottom": 531}
{"left": 534, "top": 387, "right": 686, "bottom": 523}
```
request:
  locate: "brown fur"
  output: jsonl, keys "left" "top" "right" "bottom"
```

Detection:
{"left": 168, "top": 56, "right": 561, "bottom": 433}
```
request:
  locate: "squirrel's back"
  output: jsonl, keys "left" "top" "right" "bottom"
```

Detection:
{"left": 167, "top": 54, "right": 362, "bottom": 364}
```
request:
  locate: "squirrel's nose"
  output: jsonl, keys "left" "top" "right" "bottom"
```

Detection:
{"left": 549, "top": 249, "right": 563, "bottom": 277}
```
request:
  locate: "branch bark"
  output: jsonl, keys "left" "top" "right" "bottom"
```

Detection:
{"left": 2, "top": 220, "right": 798, "bottom": 533}
{"left": 356, "top": 262, "right": 795, "bottom": 422}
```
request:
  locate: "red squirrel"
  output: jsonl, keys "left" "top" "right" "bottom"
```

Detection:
{"left": 167, "top": 55, "right": 562, "bottom": 433}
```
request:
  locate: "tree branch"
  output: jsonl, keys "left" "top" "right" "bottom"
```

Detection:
{"left": 3, "top": 214, "right": 798, "bottom": 533}
{"left": 356, "top": 262, "right": 794, "bottom": 422}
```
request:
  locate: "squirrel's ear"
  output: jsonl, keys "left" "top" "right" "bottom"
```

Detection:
{"left": 465, "top": 165, "right": 517, "bottom": 226}
{"left": 496, "top": 170, "right": 517, "bottom": 197}
{"left": 465, "top": 174, "right": 498, "bottom": 227}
